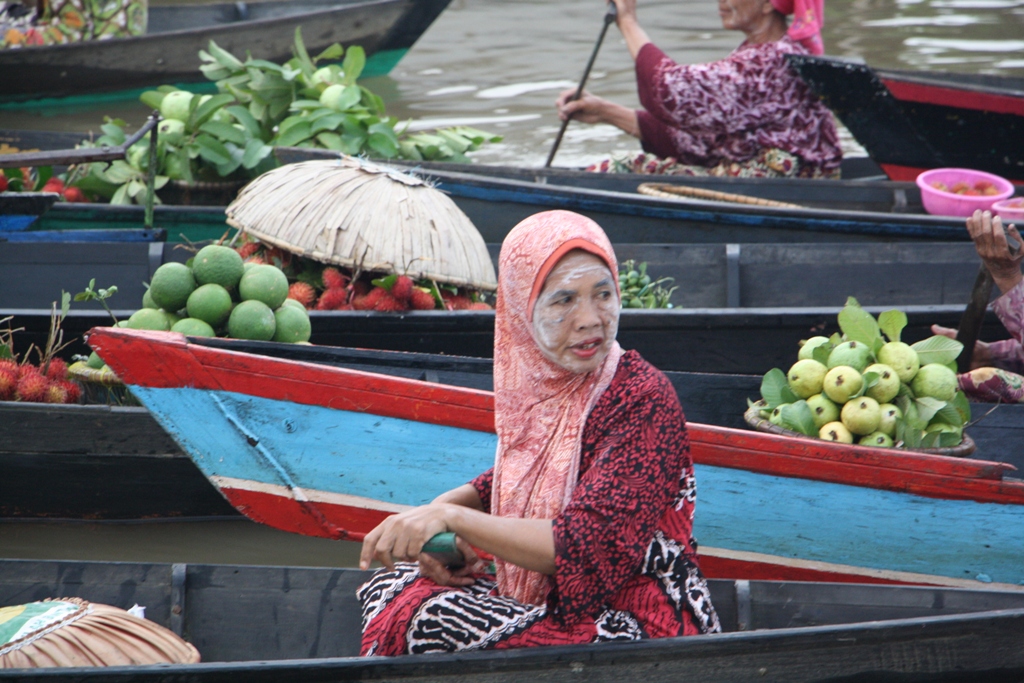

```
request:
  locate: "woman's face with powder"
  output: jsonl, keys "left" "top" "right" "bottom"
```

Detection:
{"left": 532, "top": 250, "right": 619, "bottom": 374}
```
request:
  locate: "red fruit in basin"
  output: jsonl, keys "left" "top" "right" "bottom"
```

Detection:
{"left": 41, "top": 178, "right": 65, "bottom": 194}
{"left": 63, "top": 187, "right": 87, "bottom": 202}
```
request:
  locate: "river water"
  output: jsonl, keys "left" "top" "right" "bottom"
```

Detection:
{"left": 2, "top": 0, "right": 1023, "bottom": 564}
{"left": 1, "top": 0, "right": 1022, "bottom": 168}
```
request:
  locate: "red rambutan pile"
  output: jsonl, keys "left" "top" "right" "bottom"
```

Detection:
{"left": 236, "top": 242, "right": 262, "bottom": 259}
{"left": 44, "top": 382, "right": 68, "bottom": 404}
{"left": 410, "top": 288, "right": 437, "bottom": 310}
{"left": 16, "top": 371, "right": 50, "bottom": 402}
{"left": 441, "top": 292, "right": 473, "bottom": 311}
{"left": 245, "top": 256, "right": 266, "bottom": 266}
{"left": 44, "top": 357, "right": 68, "bottom": 381}
{"left": 373, "top": 291, "right": 407, "bottom": 312}
{"left": 391, "top": 276, "right": 414, "bottom": 305}
{"left": 288, "top": 282, "right": 317, "bottom": 308}
{"left": 0, "top": 367, "right": 17, "bottom": 401}
{"left": 0, "top": 359, "right": 17, "bottom": 375}
{"left": 315, "top": 288, "right": 350, "bottom": 311}
{"left": 322, "top": 267, "right": 348, "bottom": 290}
{"left": 61, "top": 380, "right": 82, "bottom": 404}
{"left": 351, "top": 287, "right": 383, "bottom": 311}
{"left": 467, "top": 301, "right": 493, "bottom": 310}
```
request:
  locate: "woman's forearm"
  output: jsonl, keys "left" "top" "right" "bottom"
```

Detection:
{"left": 617, "top": 14, "right": 651, "bottom": 61}
{"left": 431, "top": 483, "right": 484, "bottom": 510}
{"left": 447, "top": 507, "right": 556, "bottom": 575}
{"left": 600, "top": 102, "right": 641, "bottom": 138}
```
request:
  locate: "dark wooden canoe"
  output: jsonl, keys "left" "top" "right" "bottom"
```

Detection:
{"left": 0, "top": 239, "right": 1012, "bottom": 370}
{"left": 4, "top": 341, "right": 1021, "bottom": 521}
{"left": 787, "top": 54, "right": 1024, "bottom": 184}
{"left": 3, "top": 559, "right": 1024, "bottom": 682}
{"left": 0, "top": 0, "right": 451, "bottom": 104}
{"left": 0, "top": 192, "right": 58, "bottom": 232}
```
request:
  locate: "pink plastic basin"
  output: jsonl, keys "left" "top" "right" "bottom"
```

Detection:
{"left": 993, "top": 197, "right": 1024, "bottom": 224}
{"left": 916, "top": 168, "right": 1014, "bottom": 218}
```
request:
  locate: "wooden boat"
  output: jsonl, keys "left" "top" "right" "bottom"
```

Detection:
{"left": 0, "top": 192, "right": 58, "bottom": 232}
{"left": 87, "top": 327, "right": 1024, "bottom": 590}
{"left": 0, "top": 238, "right": 1014, "bottom": 371}
{"left": 4, "top": 559, "right": 1024, "bottom": 682}
{"left": 787, "top": 55, "right": 1024, "bottom": 184}
{"left": 0, "top": 0, "right": 451, "bottom": 105}
{"left": 5, "top": 340, "right": 1023, "bottom": 521}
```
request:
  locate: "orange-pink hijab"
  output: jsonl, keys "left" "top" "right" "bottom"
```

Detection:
{"left": 492, "top": 210, "right": 623, "bottom": 606}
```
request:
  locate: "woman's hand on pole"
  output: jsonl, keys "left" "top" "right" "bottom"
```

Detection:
{"left": 359, "top": 504, "right": 453, "bottom": 571}
{"left": 418, "top": 536, "right": 490, "bottom": 587}
{"left": 608, "top": 0, "right": 651, "bottom": 59}
{"left": 966, "top": 210, "right": 1024, "bottom": 294}
{"left": 556, "top": 89, "right": 641, "bottom": 137}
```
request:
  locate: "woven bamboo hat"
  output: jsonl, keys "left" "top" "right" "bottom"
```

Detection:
{"left": 225, "top": 157, "right": 497, "bottom": 291}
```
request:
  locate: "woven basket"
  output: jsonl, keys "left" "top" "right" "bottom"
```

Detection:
{"left": 637, "top": 182, "right": 805, "bottom": 209}
{"left": 225, "top": 157, "right": 497, "bottom": 290}
{"left": 67, "top": 361, "right": 137, "bottom": 406}
{"left": 743, "top": 400, "right": 976, "bottom": 457}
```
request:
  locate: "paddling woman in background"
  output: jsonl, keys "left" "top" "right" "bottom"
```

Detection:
{"left": 358, "top": 210, "right": 720, "bottom": 655}
{"left": 556, "top": 0, "right": 842, "bottom": 178}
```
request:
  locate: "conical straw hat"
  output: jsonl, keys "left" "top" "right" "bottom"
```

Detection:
{"left": 225, "top": 157, "right": 497, "bottom": 290}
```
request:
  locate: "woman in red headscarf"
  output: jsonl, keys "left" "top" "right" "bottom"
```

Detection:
{"left": 556, "top": 0, "right": 841, "bottom": 179}
{"left": 357, "top": 210, "right": 719, "bottom": 656}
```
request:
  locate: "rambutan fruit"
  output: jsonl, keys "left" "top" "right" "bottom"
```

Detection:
{"left": 467, "top": 302, "right": 493, "bottom": 310}
{"left": 60, "top": 380, "right": 82, "bottom": 404}
{"left": 0, "top": 368, "right": 17, "bottom": 401}
{"left": 391, "top": 275, "right": 414, "bottom": 304}
{"left": 322, "top": 267, "right": 348, "bottom": 290}
{"left": 43, "top": 357, "right": 68, "bottom": 381}
{"left": 16, "top": 372, "right": 50, "bottom": 402}
{"left": 410, "top": 288, "right": 437, "bottom": 310}
{"left": 18, "top": 363, "right": 39, "bottom": 379}
{"left": 44, "top": 382, "right": 68, "bottom": 404}
{"left": 351, "top": 280, "right": 370, "bottom": 297}
{"left": 352, "top": 287, "right": 385, "bottom": 311}
{"left": 441, "top": 292, "right": 472, "bottom": 311}
{"left": 245, "top": 256, "right": 266, "bottom": 266}
{"left": 0, "top": 359, "right": 17, "bottom": 375}
{"left": 288, "top": 282, "right": 317, "bottom": 308}
{"left": 236, "top": 242, "right": 261, "bottom": 259}
{"left": 373, "top": 291, "right": 407, "bottom": 313}
{"left": 315, "top": 287, "right": 350, "bottom": 311}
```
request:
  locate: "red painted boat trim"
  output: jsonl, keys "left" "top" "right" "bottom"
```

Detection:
{"left": 89, "top": 328, "right": 1024, "bottom": 505}
{"left": 881, "top": 77, "right": 1024, "bottom": 117}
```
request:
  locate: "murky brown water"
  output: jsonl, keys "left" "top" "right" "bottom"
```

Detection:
{"left": 2, "top": 0, "right": 1022, "bottom": 564}
{"left": 1, "top": 0, "right": 1021, "bottom": 168}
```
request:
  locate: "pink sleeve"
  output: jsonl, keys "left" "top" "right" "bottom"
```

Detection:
{"left": 989, "top": 280, "right": 1024, "bottom": 373}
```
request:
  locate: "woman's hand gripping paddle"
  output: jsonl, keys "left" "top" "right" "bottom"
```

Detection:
{"left": 544, "top": 2, "right": 618, "bottom": 168}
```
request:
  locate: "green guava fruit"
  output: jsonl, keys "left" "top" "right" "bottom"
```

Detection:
{"left": 827, "top": 340, "right": 872, "bottom": 372}
{"left": 911, "top": 364, "right": 958, "bottom": 401}
{"left": 841, "top": 396, "right": 881, "bottom": 435}
{"left": 159, "top": 91, "right": 193, "bottom": 122}
{"left": 787, "top": 359, "right": 827, "bottom": 399}
{"left": 859, "top": 431, "right": 894, "bottom": 448}
{"left": 806, "top": 393, "right": 839, "bottom": 429}
{"left": 823, "top": 365, "right": 863, "bottom": 404}
{"left": 769, "top": 404, "right": 790, "bottom": 427}
{"left": 319, "top": 84, "right": 347, "bottom": 109}
{"left": 819, "top": 421, "right": 853, "bottom": 443}
{"left": 877, "top": 341, "right": 920, "bottom": 383}
{"left": 878, "top": 403, "right": 902, "bottom": 437}
{"left": 157, "top": 119, "right": 186, "bottom": 146}
{"left": 798, "top": 335, "right": 830, "bottom": 361}
{"left": 864, "top": 363, "right": 900, "bottom": 403}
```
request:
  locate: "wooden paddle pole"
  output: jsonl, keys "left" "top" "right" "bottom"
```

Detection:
{"left": 955, "top": 265, "right": 994, "bottom": 374}
{"left": 543, "top": 2, "right": 618, "bottom": 168}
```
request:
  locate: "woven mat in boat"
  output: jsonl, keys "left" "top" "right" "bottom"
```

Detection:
{"left": 0, "top": 598, "right": 199, "bottom": 668}
{"left": 743, "top": 401, "right": 976, "bottom": 457}
{"left": 638, "top": 183, "right": 805, "bottom": 209}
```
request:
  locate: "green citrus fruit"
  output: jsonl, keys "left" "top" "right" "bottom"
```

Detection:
{"left": 272, "top": 305, "right": 311, "bottom": 343}
{"left": 227, "top": 300, "right": 276, "bottom": 341}
{"left": 238, "top": 264, "right": 289, "bottom": 309}
{"left": 281, "top": 298, "right": 306, "bottom": 312}
{"left": 149, "top": 262, "right": 196, "bottom": 312}
{"left": 127, "top": 308, "right": 171, "bottom": 331}
{"left": 142, "top": 288, "right": 158, "bottom": 310}
{"left": 192, "top": 245, "right": 245, "bottom": 291}
{"left": 87, "top": 351, "right": 104, "bottom": 369}
{"left": 187, "top": 283, "right": 234, "bottom": 327}
{"left": 171, "top": 318, "right": 216, "bottom": 337}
